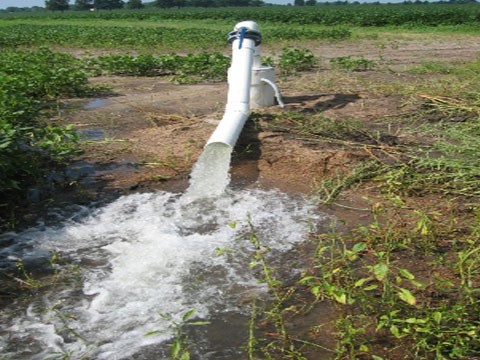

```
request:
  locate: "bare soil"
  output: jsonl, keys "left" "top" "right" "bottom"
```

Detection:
{"left": 53, "top": 37, "right": 478, "bottom": 218}
{"left": 2, "top": 35, "right": 479, "bottom": 359}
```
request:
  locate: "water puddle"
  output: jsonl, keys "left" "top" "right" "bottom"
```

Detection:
{"left": 79, "top": 128, "right": 106, "bottom": 141}
{"left": 84, "top": 98, "right": 109, "bottom": 110}
{"left": 0, "top": 188, "right": 327, "bottom": 359}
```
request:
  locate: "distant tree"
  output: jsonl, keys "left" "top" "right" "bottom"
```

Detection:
{"left": 75, "top": 0, "right": 94, "bottom": 10}
{"left": 154, "top": 0, "right": 185, "bottom": 7}
{"left": 305, "top": 0, "right": 316, "bottom": 5}
{"left": 294, "top": 0, "right": 305, "bottom": 5}
{"left": 125, "top": 0, "right": 144, "bottom": 8}
{"left": 154, "top": 0, "right": 174, "bottom": 7}
{"left": 45, "top": 0, "right": 69, "bottom": 11}
{"left": 94, "top": 0, "right": 125, "bottom": 9}
{"left": 189, "top": 0, "right": 215, "bottom": 6}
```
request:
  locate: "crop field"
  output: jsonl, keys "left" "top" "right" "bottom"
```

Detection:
{"left": 2, "top": 4, "right": 480, "bottom": 25}
{"left": 1, "top": 3, "right": 480, "bottom": 360}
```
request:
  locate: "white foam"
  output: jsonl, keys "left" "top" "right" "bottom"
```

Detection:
{"left": 0, "top": 188, "right": 326, "bottom": 359}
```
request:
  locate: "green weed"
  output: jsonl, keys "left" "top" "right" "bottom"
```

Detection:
{"left": 330, "top": 56, "right": 376, "bottom": 72}
{"left": 240, "top": 218, "right": 321, "bottom": 359}
{"left": 409, "top": 60, "right": 454, "bottom": 75}
{"left": 278, "top": 48, "right": 316, "bottom": 75}
{"left": 297, "top": 200, "right": 480, "bottom": 359}
{"left": 146, "top": 309, "right": 209, "bottom": 360}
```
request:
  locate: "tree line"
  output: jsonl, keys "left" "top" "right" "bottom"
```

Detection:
{"left": 42, "top": 0, "right": 263, "bottom": 10}
{"left": 1, "top": 0, "right": 475, "bottom": 12}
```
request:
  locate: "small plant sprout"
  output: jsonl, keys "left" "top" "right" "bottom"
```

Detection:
{"left": 146, "top": 309, "right": 209, "bottom": 360}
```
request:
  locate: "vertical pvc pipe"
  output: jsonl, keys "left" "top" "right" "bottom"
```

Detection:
{"left": 206, "top": 22, "right": 259, "bottom": 149}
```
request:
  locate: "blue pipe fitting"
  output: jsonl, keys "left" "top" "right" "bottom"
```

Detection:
{"left": 227, "top": 28, "right": 261, "bottom": 47}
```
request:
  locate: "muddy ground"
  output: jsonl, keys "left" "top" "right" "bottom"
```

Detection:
{"left": 41, "top": 36, "right": 478, "bottom": 228}
{"left": 1, "top": 35, "right": 479, "bottom": 359}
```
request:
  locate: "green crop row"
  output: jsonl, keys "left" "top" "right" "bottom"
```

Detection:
{"left": 1, "top": 4, "right": 480, "bottom": 27}
{"left": 82, "top": 47, "right": 318, "bottom": 80}
{"left": 0, "top": 24, "right": 226, "bottom": 50}
{"left": 0, "top": 24, "right": 350, "bottom": 51}
{"left": 84, "top": 52, "right": 231, "bottom": 82}
{"left": 0, "top": 48, "right": 92, "bottom": 195}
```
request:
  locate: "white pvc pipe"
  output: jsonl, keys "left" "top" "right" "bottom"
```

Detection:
{"left": 261, "top": 77, "right": 285, "bottom": 108}
{"left": 206, "top": 21, "right": 257, "bottom": 149}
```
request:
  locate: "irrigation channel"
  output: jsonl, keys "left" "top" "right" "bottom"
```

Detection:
{"left": 0, "top": 141, "right": 329, "bottom": 359}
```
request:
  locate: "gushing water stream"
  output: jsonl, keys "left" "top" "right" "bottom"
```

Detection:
{"left": 185, "top": 143, "right": 233, "bottom": 199}
{"left": 0, "top": 144, "right": 327, "bottom": 359}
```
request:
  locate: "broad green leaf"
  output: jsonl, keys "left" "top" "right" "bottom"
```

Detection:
{"left": 405, "top": 318, "right": 426, "bottom": 324}
{"left": 345, "top": 250, "right": 358, "bottom": 261}
{"left": 398, "top": 288, "right": 416, "bottom": 305}
{"left": 432, "top": 311, "right": 442, "bottom": 324}
{"left": 171, "top": 340, "right": 181, "bottom": 357}
{"left": 311, "top": 286, "right": 321, "bottom": 297}
{"left": 416, "top": 327, "right": 429, "bottom": 333}
{"left": 182, "top": 309, "right": 196, "bottom": 322}
{"left": 354, "top": 277, "right": 370, "bottom": 288}
{"left": 332, "top": 267, "right": 342, "bottom": 274}
{"left": 333, "top": 293, "right": 347, "bottom": 304}
{"left": 371, "top": 262, "right": 389, "bottom": 281}
{"left": 215, "top": 247, "right": 227, "bottom": 256}
{"left": 390, "top": 325, "right": 401, "bottom": 338}
{"left": 399, "top": 268, "right": 415, "bottom": 280}
{"left": 352, "top": 242, "right": 367, "bottom": 253}
{"left": 359, "top": 344, "right": 369, "bottom": 352}
{"left": 410, "top": 279, "right": 424, "bottom": 289}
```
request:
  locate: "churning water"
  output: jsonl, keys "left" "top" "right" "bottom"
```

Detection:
{"left": 0, "top": 143, "right": 327, "bottom": 359}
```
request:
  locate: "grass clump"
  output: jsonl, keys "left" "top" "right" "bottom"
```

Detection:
{"left": 266, "top": 111, "right": 386, "bottom": 145}
{"left": 381, "top": 96, "right": 480, "bottom": 198}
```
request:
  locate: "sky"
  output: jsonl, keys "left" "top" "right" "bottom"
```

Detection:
{"left": 1, "top": 0, "right": 45, "bottom": 8}
{"left": 0, "top": 0, "right": 76, "bottom": 8}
